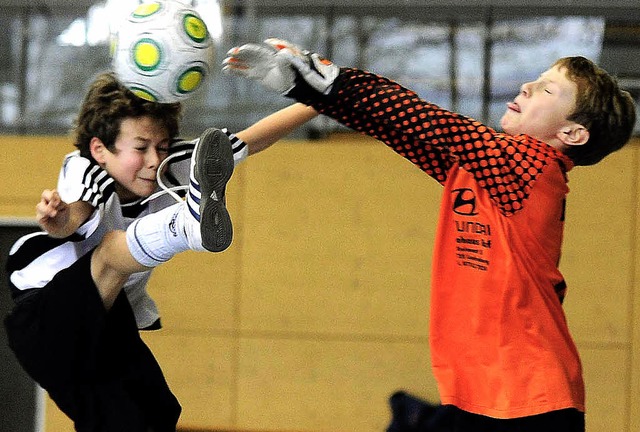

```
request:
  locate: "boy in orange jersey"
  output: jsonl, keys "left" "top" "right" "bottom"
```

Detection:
{"left": 221, "top": 39, "right": 636, "bottom": 431}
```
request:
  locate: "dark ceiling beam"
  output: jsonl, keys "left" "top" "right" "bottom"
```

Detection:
{"left": 225, "top": 1, "right": 640, "bottom": 22}
{"left": 1, "top": 0, "right": 638, "bottom": 22}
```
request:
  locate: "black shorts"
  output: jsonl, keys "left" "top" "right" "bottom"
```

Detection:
{"left": 448, "top": 405, "right": 585, "bottom": 432}
{"left": 4, "top": 251, "right": 181, "bottom": 432}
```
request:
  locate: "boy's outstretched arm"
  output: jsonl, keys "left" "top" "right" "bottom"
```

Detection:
{"left": 237, "top": 102, "right": 318, "bottom": 155}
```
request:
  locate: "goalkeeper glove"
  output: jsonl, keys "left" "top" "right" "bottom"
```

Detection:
{"left": 222, "top": 38, "right": 339, "bottom": 96}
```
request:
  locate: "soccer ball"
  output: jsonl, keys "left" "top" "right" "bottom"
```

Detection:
{"left": 111, "top": 0, "right": 215, "bottom": 103}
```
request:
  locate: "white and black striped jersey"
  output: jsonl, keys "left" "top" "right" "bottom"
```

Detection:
{"left": 7, "top": 129, "right": 248, "bottom": 329}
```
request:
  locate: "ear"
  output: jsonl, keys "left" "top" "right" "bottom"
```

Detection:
{"left": 557, "top": 123, "right": 589, "bottom": 147}
{"left": 89, "top": 137, "right": 108, "bottom": 165}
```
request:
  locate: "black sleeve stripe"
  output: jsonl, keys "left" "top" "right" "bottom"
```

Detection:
{"left": 78, "top": 163, "right": 115, "bottom": 206}
{"left": 171, "top": 130, "right": 246, "bottom": 157}
{"left": 6, "top": 233, "right": 69, "bottom": 273}
{"left": 222, "top": 128, "right": 247, "bottom": 155}
{"left": 170, "top": 139, "right": 196, "bottom": 154}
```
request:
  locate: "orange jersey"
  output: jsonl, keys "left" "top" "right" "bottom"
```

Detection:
{"left": 296, "top": 68, "right": 585, "bottom": 418}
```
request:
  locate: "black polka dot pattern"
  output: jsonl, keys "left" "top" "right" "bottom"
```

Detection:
{"left": 300, "top": 68, "right": 573, "bottom": 216}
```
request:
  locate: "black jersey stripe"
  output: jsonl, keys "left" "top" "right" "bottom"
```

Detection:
{"left": 6, "top": 232, "right": 77, "bottom": 273}
{"left": 97, "top": 180, "right": 115, "bottom": 205}
{"left": 78, "top": 162, "right": 115, "bottom": 206}
{"left": 222, "top": 128, "right": 247, "bottom": 155}
{"left": 121, "top": 200, "right": 150, "bottom": 218}
{"left": 94, "top": 168, "right": 115, "bottom": 205}
{"left": 171, "top": 130, "right": 246, "bottom": 160}
{"left": 170, "top": 139, "right": 195, "bottom": 154}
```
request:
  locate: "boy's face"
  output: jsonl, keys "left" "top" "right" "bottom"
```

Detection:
{"left": 96, "top": 116, "right": 170, "bottom": 202}
{"left": 500, "top": 65, "right": 578, "bottom": 148}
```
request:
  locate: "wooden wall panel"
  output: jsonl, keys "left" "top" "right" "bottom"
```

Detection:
{"left": 562, "top": 148, "right": 635, "bottom": 346}
{"left": 141, "top": 332, "right": 238, "bottom": 429}
{"left": 0, "top": 136, "right": 71, "bottom": 217}
{"left": 238, "top": 138, "right": 437, "bottom": 338}
{"left": 235, "top": 338, "right": 434, "bottom": 431}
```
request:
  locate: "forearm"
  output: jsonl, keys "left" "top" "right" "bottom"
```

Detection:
{"left": 237, "top": 103, "right": 318, "bottom": 155}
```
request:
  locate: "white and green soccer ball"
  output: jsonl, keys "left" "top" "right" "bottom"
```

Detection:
{"left": 111, "top": 0, "right": 215, "bottom": 103}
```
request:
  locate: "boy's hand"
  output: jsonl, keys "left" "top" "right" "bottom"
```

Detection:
{"left": 222, "top": 41, "right": 295, "bottom": 94}
{"left": 36, "top": 189, "right": 71, "bottom": 236}
{"left": 222, "top": 38, "right": 339, "bottom": 96}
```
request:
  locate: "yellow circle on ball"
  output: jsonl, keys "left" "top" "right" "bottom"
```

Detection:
{"left": 131, "top": 88, "right": 157, "bottom": 102}
{"left": 133, "top": 39, "right": 161, "bottom": 71}
{"left": 178, "top": 69, "right": 204, "bottom": 93}
{"left": 133, "top": 1, "right": 161, "bottom": 18}
{"left": 184, "top": 15, "right": 207, "bottom": 42}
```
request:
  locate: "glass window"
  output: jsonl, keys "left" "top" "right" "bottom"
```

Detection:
{"left": 0, "top": 3, "right": 637, "bottom": 137}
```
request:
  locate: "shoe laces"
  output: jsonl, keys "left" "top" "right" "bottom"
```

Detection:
{"left": 140, "top": 149, "right": 191, "bottom": 205}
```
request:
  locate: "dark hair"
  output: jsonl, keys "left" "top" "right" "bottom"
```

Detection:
{"left": 73, "top": 72, "right": 182, "bottom": 159}
{"left": 554, "top": 56, "right": 636, "bottom": 166}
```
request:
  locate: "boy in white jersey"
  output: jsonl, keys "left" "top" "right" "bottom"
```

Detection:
{"left": 4, "top": 72, "right": 317, "bottom": 431}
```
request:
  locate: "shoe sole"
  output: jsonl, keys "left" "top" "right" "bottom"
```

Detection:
{"left": 193, "top": 128, "right": 235, "bottom": 252}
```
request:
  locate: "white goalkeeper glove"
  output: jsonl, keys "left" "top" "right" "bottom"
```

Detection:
{"left": 222, "top": 38, "right": 339, "bottom": 96}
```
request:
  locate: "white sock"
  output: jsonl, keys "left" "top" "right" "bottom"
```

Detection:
{"left": 126, "top": 201, "right": 203, "bottom": 268}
